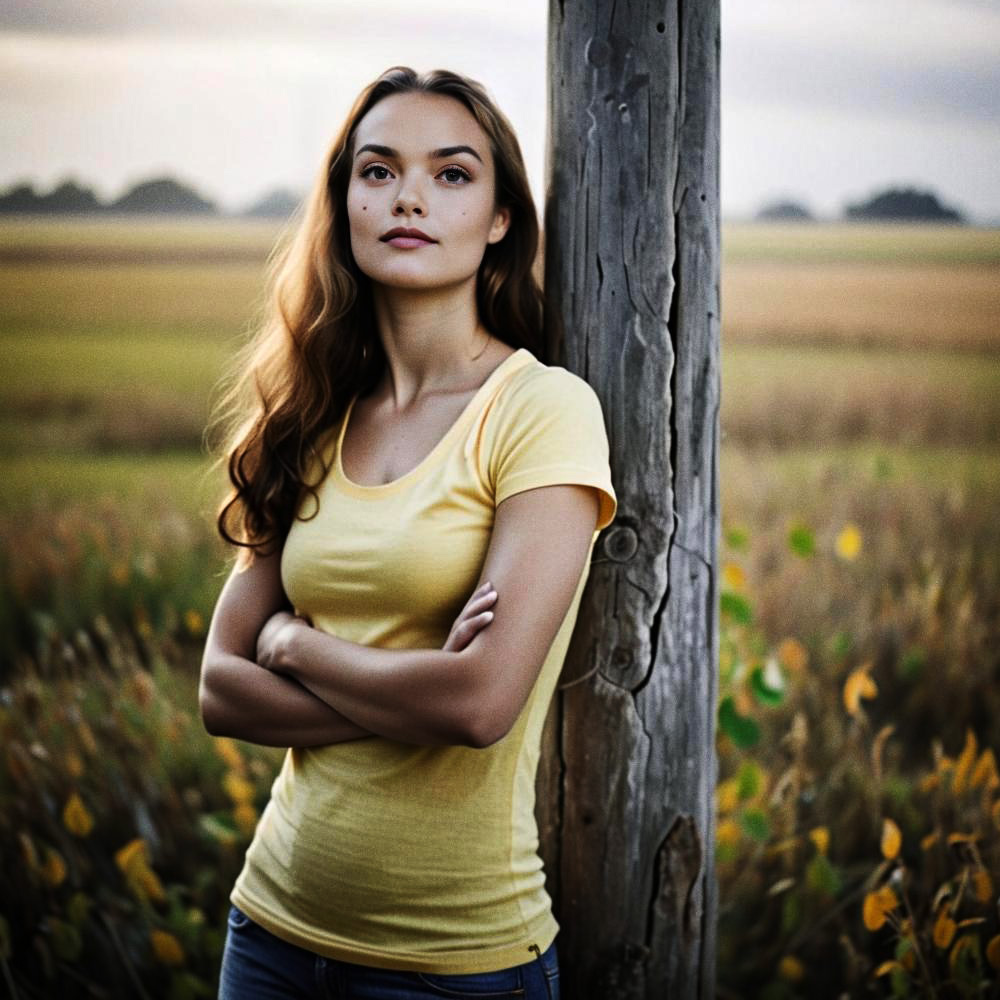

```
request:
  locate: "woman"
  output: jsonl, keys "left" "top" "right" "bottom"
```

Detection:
{"left": 200, "top": 65, "right": 616, "bottom": 1000}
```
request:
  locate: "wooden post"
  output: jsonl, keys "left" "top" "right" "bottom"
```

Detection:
{"left": 537, "top": 2, "right": 720, "bottom": 997}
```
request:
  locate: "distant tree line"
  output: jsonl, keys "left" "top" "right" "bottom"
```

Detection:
{"left": 757, "top": 185, "right": 965, "bottom": 223}
{"left": 0, "top": 176, "right": 302, "bottom": 218}
{"left": 1, "top": 175, "right": 966, "bottom": 224}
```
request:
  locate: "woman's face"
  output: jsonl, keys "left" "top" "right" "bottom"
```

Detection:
{"left": 345, "top": 91, "right": 510, "bottom": 292}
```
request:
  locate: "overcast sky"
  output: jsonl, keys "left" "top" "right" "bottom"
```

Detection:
{"left": 1, "top": 0, "right": 998, "bottom": 222}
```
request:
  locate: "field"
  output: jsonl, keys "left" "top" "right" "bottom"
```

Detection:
{"left": 1, "top": 216, "right": 999, "bottom": 997}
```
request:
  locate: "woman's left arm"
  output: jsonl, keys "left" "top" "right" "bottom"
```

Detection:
{"left": 258, "top": 482, "right": 600, "bottom": 748}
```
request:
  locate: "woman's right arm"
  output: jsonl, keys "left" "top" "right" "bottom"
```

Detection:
{"left": 199, "top": 548, "right": 373, "bottom": 748}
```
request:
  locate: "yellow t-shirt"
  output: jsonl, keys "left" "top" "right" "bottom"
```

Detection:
{"left": 230, "top": 347, "right": 617, "bottom": 974}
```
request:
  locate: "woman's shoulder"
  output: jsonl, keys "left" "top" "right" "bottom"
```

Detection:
{"left": 495, "top": 352, "right": 607, "bottom": 419}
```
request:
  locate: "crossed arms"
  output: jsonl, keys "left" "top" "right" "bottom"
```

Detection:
{"left": 198, "top": 483, "right": 600, "bottom": 750}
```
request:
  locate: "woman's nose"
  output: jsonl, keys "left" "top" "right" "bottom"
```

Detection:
{"left": 392, "top": 177, "right": 425, "bottom": 216}
{"left": 393, "top": 196, "right": 423, "bottom": 216}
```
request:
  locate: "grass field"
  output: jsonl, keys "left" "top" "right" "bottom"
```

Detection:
{"left": 2, "top": 216, "right": 999, "bottom": 997}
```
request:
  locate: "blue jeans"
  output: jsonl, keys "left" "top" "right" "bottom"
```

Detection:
{"left": 219, "top": 904, "right": 560, "bottom": 1000}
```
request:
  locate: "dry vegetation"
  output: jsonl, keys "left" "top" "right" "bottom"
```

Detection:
{"left": 1, "top": 217, "right": 998, "bottom": 997}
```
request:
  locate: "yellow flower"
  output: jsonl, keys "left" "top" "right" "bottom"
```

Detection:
{"left": 920, "top": 830, "right": 940, "bottom": 851}
{"left": 835, "top": 523, "right": 862, "bottom": 560}
{"left": 880, "top": 818, "right": 902, "bottom": 860}
{"left": 919, "top": 773, "right": 940, "bottom": 793}
{"left": 933, "top": 906, "right": 957, "bottom": 949}
{"left": 63, "top": 792, "right": 94, "bottom": 837}
{"left": 952, "top": 728, "right": 977, "bottom": 795}
{"left": 41, "top": 847, "right": 67, "bottom": 887}
{"left": 972, "top": 868, "right": 993, "bottom": 902}
{"left": 971, "top": 748, "right": 999, "bottom": 791}
{"left": 223, "top": 771, "right": 255, "bottom": 805}
{"left": 862, "top": 886, "right": 898, "bottom": 931}
{"left": 874, "top": 960, "right": 904, "bottom": 976}
{"left": 716, "top": 818, "right": 741, "bottom": 848}
{"left": 777, "top": 637, "right": 808, "bottom": 673}
{"left": 115, "top": 839, "right": 166, "bottom": 904}
{"left": 777, "top": 955, "right": 804, "bottom": 982}
{"left": 233, "top": 803, "right": 258, "bottom": 836}
{"left": 214, "top": 738, "right": 244, "bottom": 770}
{"left": 843, "top": 662, "right": 877, "bottom": 716}
{"left": 986, "top": 934, "right": 1000, "bottom": 971}
{"left": 715, "top": 778, "right": 740, "bottom": 814}
{"left": 808, "top": 826, "right": 829, "bottom": 856}
{"left": 150, "top": 930, "right": 185, "bottom": 966}
{"left": 184, "top": 609, "right": 205, "bottom": 636}
{"left": 722, "top": 563, "right": 746, "bottom": 591}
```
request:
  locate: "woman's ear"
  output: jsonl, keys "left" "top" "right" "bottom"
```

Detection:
{"left": 487, "top": 205, "right": 511, "bottom": 245}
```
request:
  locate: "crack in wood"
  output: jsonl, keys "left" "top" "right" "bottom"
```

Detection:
{"left": 647, "top": 814, "right": 703, "bottom": 954}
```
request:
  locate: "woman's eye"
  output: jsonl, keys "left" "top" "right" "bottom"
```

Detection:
{"left": 440, "top": 167, "right": 471, "bottom": 184}
{"left": 360, "top": 164, "right": 392, "bottom": 181}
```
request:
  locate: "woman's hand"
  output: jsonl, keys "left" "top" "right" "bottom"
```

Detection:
{"left": 442, "top": 581, "right": 497, "bottom": 653}
{"left": 256, "top": 609, "right": 309, "bottom": 672}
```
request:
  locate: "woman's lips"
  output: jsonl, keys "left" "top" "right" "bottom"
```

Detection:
{"left": 384, "top": 236, "right": 436, "bottom": 249}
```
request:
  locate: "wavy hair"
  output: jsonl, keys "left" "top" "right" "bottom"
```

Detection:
{"left": 210, "top": 66, "right": 546, "bottom": 563}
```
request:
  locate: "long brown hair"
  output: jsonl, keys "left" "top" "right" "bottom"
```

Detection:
{"left": 211, "top": 66, "right": 546, "bottom": 562}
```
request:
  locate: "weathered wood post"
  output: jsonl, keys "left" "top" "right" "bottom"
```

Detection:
{"left": 536, "top": 2, "right": 721, "bottom": 997}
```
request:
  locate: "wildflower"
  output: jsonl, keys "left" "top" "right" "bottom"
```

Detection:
{"left": 63, "top": 792, "right": 94, "bottom": 837}
{"left": 150, "top": 929, "right": 185, "bottom": 966}
{"left": 835, "top": 523, "right": 862, "bottom": 560}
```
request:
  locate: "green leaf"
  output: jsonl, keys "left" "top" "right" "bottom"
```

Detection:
{"left": 720, "top": 592, "right": 753, "bottom": 625}
{"left": 900, "top": 646, "right": 926, "bottom": 681}
{"left": 889, "top": 966, "right": 908, "bottom": 999}
{"left": 780, "top": 891, "right": 800, "bottom": 936}
{"left": 830, "top": 631, "right": 852, "bottom": 658}
{"left": 750, "top": 665, "right": 784, "bottom": 706}
{"left": 169, "top": 972, "right": 216, "bottom": 1000}
{"left": 740, "top": 808, "right": 770, "bottom": 842}
{"left": 787, "top": 523, "right": 815, "bottom": 557}
{"left": 715, "top": 842, "right": 739, "bottom": 864}
{"left": 805, "top": 852, "right": 842, "bottom": 896}
{"left": 719, "top": 696, "right": 760, "bottom": 748}
{"left": 737, "top": 760, "right": 763, "bottom": 800}
{"left": 725, "top": 525, "right": 749, "bottom": 550}
{"left": 47, "top": 918, "right": 83, "bottom": 962}
{"left": 66, "top": 892, "right": 91, "bottom": 928}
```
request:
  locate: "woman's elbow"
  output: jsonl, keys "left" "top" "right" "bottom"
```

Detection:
{"left": 462, "top": 695, "right": 518, "bottom": 749}
{"left": 198, "top": 656, "right": 230, "bottom": 736}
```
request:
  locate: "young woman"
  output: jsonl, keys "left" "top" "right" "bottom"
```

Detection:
{"left": 200, "top": 65, "right": 616, "bottom": 1000}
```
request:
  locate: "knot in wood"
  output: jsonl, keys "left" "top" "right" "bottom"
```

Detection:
{"left": 602, "top": 525, "right": 638, "bottom": 562}
{"left": 584, "top": 37, "right": 612, "bottom": 68}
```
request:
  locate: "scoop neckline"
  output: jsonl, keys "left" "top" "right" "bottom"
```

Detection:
{"left": 333, "top": 347, "right": 533, "bottom": 496}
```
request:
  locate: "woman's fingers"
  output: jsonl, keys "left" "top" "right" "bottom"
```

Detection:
{"left": 452, "top": 610, "right": 494, "bottom": 645}
{"left": 442, "top": 586, "right": 498, "bottom": 653}
{"left": 463, "top": 588, "right": 497, "bottom": 616}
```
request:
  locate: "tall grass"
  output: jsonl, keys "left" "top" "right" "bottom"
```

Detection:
{"left": 2, "top": 217, "right": 999, "bottom": 996}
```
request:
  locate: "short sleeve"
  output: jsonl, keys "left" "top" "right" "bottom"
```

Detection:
{"left": 485, "top": 366, "right": 617, "bottom": 532}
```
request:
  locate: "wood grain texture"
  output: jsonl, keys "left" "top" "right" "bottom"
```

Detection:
{"left": 538, "top": 2, "right": 721, "bottom": 996}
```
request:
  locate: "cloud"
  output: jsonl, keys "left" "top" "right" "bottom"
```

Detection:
{"left": 0, "top": 0, "right": 539, "bottom": 43}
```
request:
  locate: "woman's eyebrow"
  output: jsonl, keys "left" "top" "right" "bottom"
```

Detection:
{"left": 354, "top": 143, "right": 483, "bottom": 164}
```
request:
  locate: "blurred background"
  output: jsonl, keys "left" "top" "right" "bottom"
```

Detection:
{"left": 2, "top": 1, "right": 998, "bottom": 997}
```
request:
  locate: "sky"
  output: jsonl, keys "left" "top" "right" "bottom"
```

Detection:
{"left": 1, "top": 0, "right": 998, "bottom": 223}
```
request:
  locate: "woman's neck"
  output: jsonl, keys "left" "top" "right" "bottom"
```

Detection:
{"left": 369, "top": 278, "right": 498, "bottom": 407}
